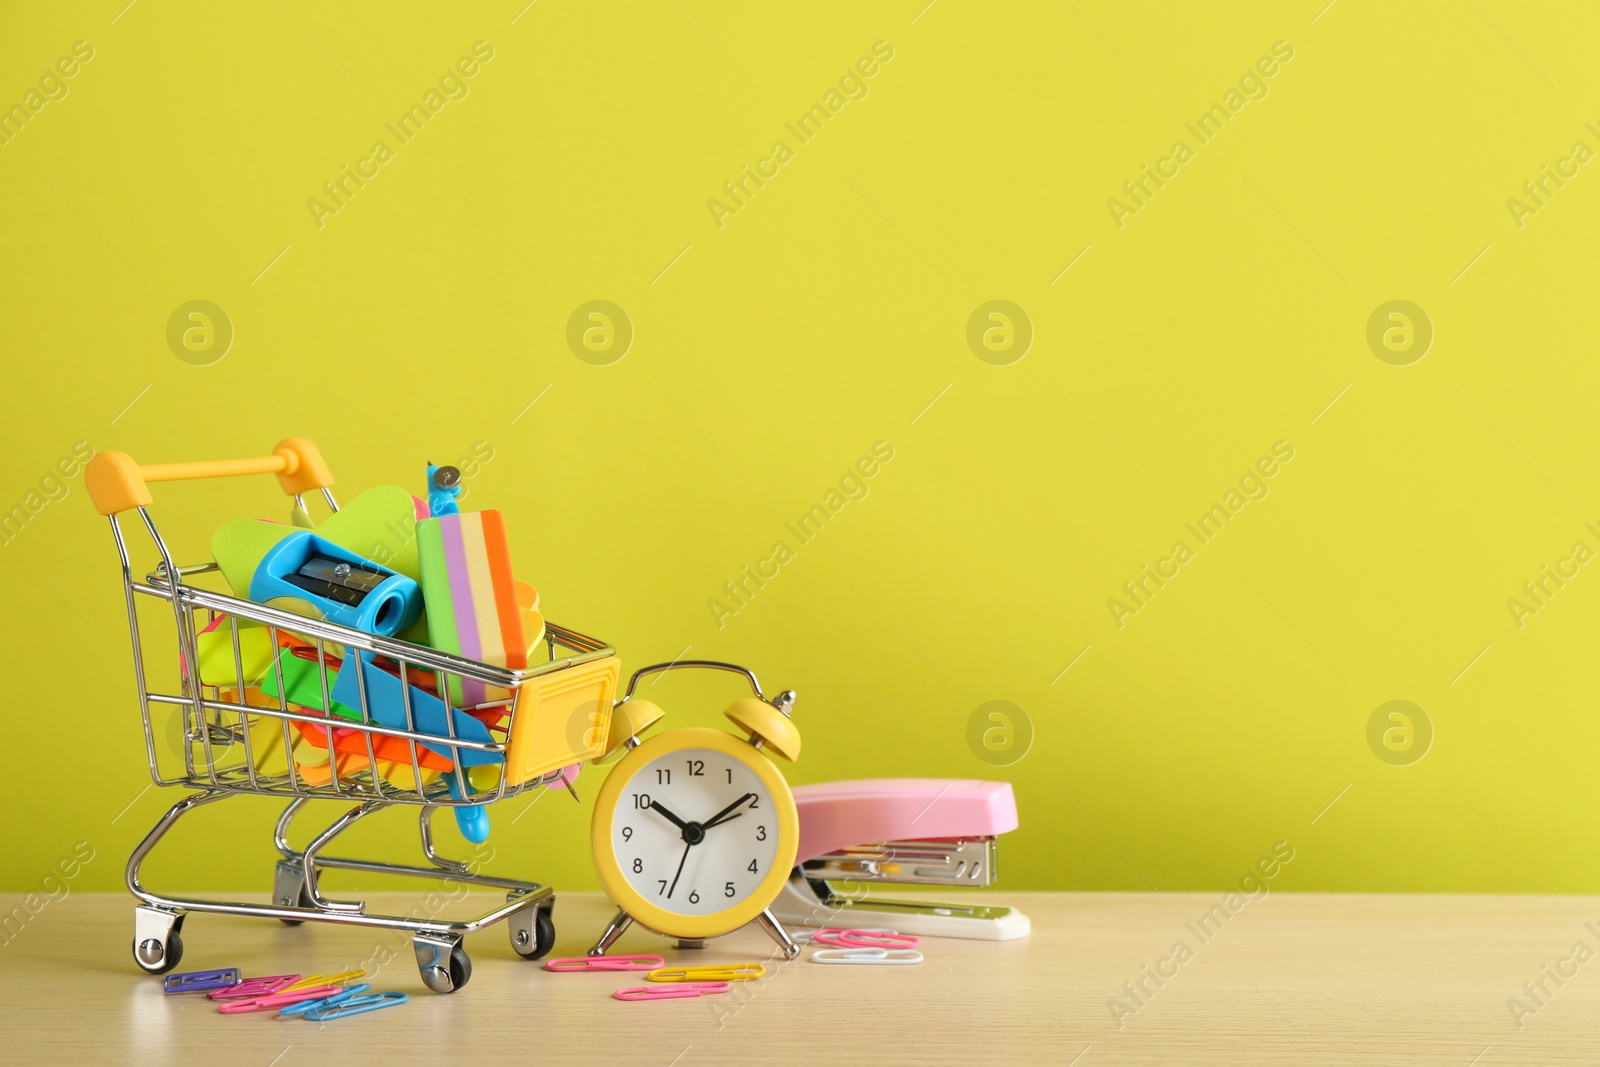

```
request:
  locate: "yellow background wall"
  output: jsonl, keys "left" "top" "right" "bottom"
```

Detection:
{"left": 2, "top": 1, "right": 1597, "bottom": 897}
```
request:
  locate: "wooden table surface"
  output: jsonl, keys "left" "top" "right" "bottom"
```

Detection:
{"left": 3, "top": 889, "right": 1597, "bottom": 1065}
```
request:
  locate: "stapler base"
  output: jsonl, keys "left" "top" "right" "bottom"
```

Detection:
{"left": 774, "top": 875, "right": 1031, "bottom": 942}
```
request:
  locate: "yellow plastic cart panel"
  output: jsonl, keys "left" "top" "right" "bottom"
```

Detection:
{"left": 504, "top": 656, "right": 620, "bottom": 786}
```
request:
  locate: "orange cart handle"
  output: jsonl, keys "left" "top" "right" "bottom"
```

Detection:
{"left": 85, "top": 437, "right": 335, "bottom": 516}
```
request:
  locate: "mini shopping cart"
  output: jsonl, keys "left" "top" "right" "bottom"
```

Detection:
{"left": 84, "top": 439, "right": 621, "bottom": 993}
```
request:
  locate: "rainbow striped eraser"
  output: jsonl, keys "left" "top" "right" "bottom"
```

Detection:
{"left": 416, "top": 510, "right": 527, "bottom": 706}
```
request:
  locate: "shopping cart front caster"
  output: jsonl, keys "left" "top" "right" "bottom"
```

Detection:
{"left": 414, "top": 932, "right": 472, "bottom": 993}
{"left": 508, "top": 897, "right": 556, "bottom": 961}
{"left": 132, "top": 906, "right": 185, "bottom": 975}
{"left": 272, "top": 860, "right": 318, "bottom": 926}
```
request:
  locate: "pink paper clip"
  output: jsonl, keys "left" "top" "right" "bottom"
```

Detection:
{"left": 544, "top": 954, "right": 665, "bottom": 973}
{"left": 208, "top": 974, "right": 300, "bottom": 1001}
{"left": 613, "top": 981, "right": 731, "bottom": 1002}
{"left": 813, "top": 928, "right": 920, "bottom": 950}
{"left": 216, "top": 985, "right": 344, "bottom": 1015}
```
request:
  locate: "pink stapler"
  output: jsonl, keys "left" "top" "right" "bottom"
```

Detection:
{"left": 773, "top": 779, "right": 1030, "bottom": 941}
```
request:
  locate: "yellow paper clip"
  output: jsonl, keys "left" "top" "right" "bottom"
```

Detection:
{"left": 646, "top": 963, "right": 766, "bottom": 984}
{"left": 283, "top": 969, "right": 366, "bottom": 992}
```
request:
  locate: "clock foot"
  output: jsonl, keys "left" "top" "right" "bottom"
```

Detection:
{"left": 676, "top": 939, "right": 706, "bottom": 950}
{"left": 755, "top": 907, "right": 799, "bottom": 960}
{"left": 588, "top": 908, "right": 633, "bottom": 957}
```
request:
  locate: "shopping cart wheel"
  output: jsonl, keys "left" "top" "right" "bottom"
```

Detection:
{"left": 277, "top": 885, "right": 315, "bottom": 926}
{"left": 273, "top": 860, "right": 318, "bottom": 925}
{"left": 414, "top": 933, "right": 472, "bottom": 993}
{"left": 132, "top": 932, "right": 183, "bottom": 974}
{"left": 448, "top": 944, "right": 472, "bottom": 990}
{"left": 132, "top": 908, "right": 186, "bottom": 975}
{"left": 509, "top": 903, "right": 556, "bottom": 960}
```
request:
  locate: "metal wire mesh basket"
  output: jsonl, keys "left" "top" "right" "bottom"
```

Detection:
{"left": 86, "top": 438, "right": 619, "bottom": 992}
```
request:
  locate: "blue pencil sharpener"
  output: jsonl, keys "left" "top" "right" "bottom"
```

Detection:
{"left": 248, "top": 531, "right": 422, "bottom": 637}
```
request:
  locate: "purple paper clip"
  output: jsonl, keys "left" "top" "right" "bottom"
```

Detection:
{"left": 208, "top": 974, "right": 300, "bottom": 1001}
{"left": 164, "top": 968, "right": 242, "bottom": 994}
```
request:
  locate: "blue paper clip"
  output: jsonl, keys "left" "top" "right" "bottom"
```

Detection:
{"left": 278, "top": 983, "right": 370, "bottom": 1016}
{"left": 303, "top": 991, "right": 408, "bottom": 1021}
{"left": 164, "top": 968, "right": 242, "bottom": 993}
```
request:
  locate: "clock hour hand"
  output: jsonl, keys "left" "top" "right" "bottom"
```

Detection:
{"left": 649, "top": 800, "right": 691, "bottom": 833}
{"left": 701, "top": 792, "right": 757, "bottom": 831}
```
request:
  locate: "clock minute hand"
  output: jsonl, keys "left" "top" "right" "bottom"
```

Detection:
{"left": 701, "top": 792, "right": 757, "bottom": 831}
{"left": 667, "top": 841, "right": 692, "bottom": 898}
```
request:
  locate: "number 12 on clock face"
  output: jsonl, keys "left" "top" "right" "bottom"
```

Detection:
{"left": 613, "top": 748, "right": 780, "bottom": 915}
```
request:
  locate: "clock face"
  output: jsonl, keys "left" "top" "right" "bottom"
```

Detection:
{"left": 609, "top": 746, "right": 781, "bottom": 916}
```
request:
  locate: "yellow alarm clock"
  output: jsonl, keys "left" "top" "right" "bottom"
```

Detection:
{"left": 588, "top": 661, "right": 802, "bottom": 959}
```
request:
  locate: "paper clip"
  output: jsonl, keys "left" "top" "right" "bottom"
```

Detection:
{"left": 283, "top": 969, "right": 366, "bottom": 992}
{"left": 813, "top": 928, "right": 921, "bottom": 950}
{"left": 646, "top": 963, "right": 765, "bottom": 983}
{"left": 544, "top": 954, "right": 665, "bottom": 973}
{"left": 163, "top": 968, "right": 241, "bottom": 994}
{"left": 303, "top": 991, "right": 408, "bottom": 1021}
{"left": 208, "top": 974, "right": 300, "bottom": 1000}
{"left": 811, "top": 947, "right": 923, "bottom": 966}
{"left": 279, "top": 984, "right": 371, "bottom": 1016}
{"left": 793, "top": 927, "right": 886, "bottom": 945}
{"left": 216, "top": 985, "right": 345, "bottom": 1014}
{"left": 614, "top": 981, "right": 732, "bottom": 1002}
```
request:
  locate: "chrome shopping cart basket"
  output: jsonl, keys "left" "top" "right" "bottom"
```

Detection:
{"left": 85, "top": 438, "right": 621, "bottom": 993}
